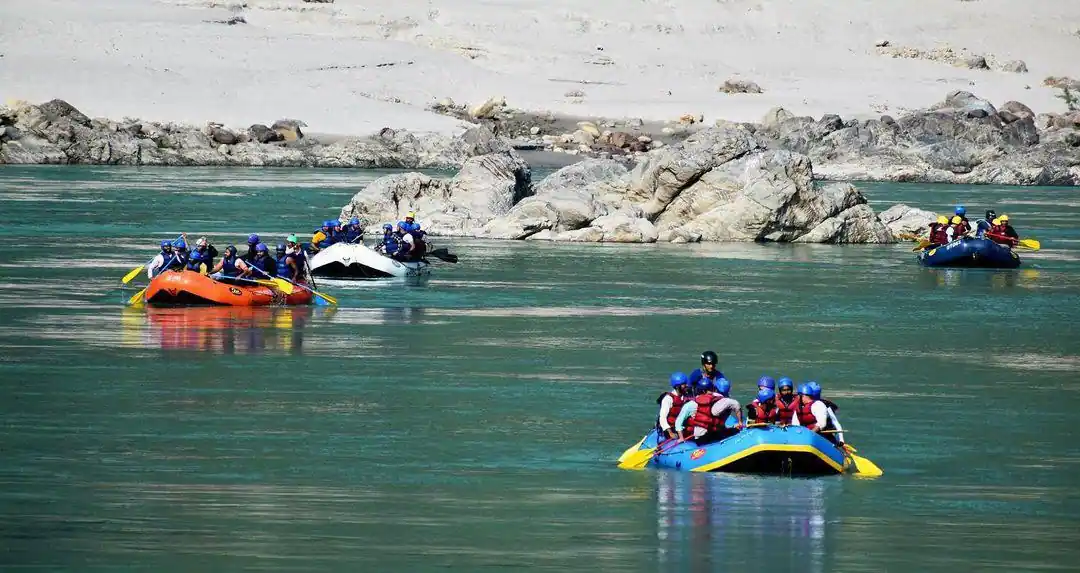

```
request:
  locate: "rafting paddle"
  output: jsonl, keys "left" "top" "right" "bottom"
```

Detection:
{"left": 1017, "top": 238, "right": 1040, "bottom": 250}
{"left": 427, "top": 247, "right": 459, "bottom": 263}
{"left": 121, "top": 235, "right": 185, "bottom": 284}
{"left": 618, "top": 437, "right": 681, "bottom": 470}
{"left": 843, "top": 444, "right": 883, "bottom": 478}
{"left": 247, "top": 264, "right": 335, "bottom": 306}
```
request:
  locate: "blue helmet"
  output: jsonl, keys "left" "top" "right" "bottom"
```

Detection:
{"left": 224, "top": 244, "right": 237, "bottom": 256}
{"left": 758, "top": 375, "right": 775, "bottom": 389}
{"left": 955, "top": 205, "right": 966, "bottom": 216}
{"left": 715, "top": 378, "right": 731, "bottom": 396}
{"left": 383, "top": 223, "right": 393, "bottom": 231}
{"left": 323, "top": 220, "right": 335, "bottom": 228}
{"left": 276, "top": 243, "right": 286, "bottom": 253}
{"left": 757, "top": 388, "right": 776, "bottom": 402}
{"left": 160, "top": 240, "right": 172, "bottom": 249}
{"left": 669, "top": 371, "right": 689, "bottom": 388}
{"left": 247, "top": 233, "right": 259, "bottom": 245}
{"left": 349, "top": 217, "right": 360, "bottom": 226}
{"left": 778, "top": 377, "right": 794, "bottom": 390}
{"left": 805, "top": 381, "right": 822, "bottom": 399}
{"left": 255, "top": 242, "right": 268, "bottom": 253}
{"left": 797, "top": 383, "right": 811, "bottom": 396}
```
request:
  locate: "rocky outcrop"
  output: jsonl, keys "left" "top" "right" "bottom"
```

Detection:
{"left": 338, "top": 150, "right": 532, "bottom": 235}
{"left": 876, "top": 204, "right": 938, "bottom": 239}
{"left": 0, "top": 99, "right": 501, "bottom": 169}
{"left": 753, "top": 91, "right": 1080, "bottom": 186}
{"left": 343, "top": 127, "right": 895, "bottom": 244}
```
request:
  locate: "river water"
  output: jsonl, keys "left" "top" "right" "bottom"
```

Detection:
{"left": 1, "top": 166, "right": 1078, "bottom": 571}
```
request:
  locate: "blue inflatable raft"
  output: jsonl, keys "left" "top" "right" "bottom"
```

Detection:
{"left": 617, "top": 426, "right": 851, "bottom": 476}
{"left": 917, "top": 237, "right": 1020, "bottom": 269}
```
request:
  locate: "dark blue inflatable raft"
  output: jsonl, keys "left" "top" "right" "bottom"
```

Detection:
{"left": 917, "top": 237, "right": 1021, "bottom": 269}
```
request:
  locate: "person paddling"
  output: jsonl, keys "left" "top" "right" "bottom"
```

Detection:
{"left": 746, "top": 388, "right": 779, "bottom": 425}
{"left": 674, "top": 378, "right": 744, "bottom": 444}
{"left": 987, "top": 215, "right": 1020, "bottom": 247}
{"left": 656, "top": 372, "right": 692, "bottom": 440}
{"left": 792, "top": 382, "right": 845, "bottom": 446}
{"left": 147, "top": 240, "right": 183, "bottom": 278}
{"left": 928, "top": 215, "right": 949, "bottom": 246}
{"left": 275, "top": 243, "right": 302, "bottom": 282}
{"left": 774, "top": 377, "right": 798, "bottom": 426}
{"left": 242, "top": 243, "right": 276, "bottom": 278}
{"left": 186, "top": 237, "right": 218, "bottom": 274}
{"left": 210, "top": 245, "right": 248, "bottom": 280}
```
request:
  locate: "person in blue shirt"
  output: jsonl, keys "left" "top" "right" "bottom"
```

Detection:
{"left": 241, "top": 243, "right": 277, "bottom": 278}
{"left": 376, "top": 223, "right": 401, "bottom": 257}
{"left": 398, "top": 211, "right": 420, "bottom": 233}
{"left": 341, "top": 217, "right": 364, "bottom": 244}
{"left": 688, "top": 350, "right": 729, "bottom": 395}
{"left": 186, "top": 236, "right": 218, "bottom": 274}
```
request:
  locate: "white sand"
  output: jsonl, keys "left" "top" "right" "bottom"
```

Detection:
{"left": 2, "top": 0, "right": 1078, "bottom": 137}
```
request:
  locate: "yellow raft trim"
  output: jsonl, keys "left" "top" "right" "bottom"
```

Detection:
{"left": 689, "top": 443, "right": 849, "bottom": 473}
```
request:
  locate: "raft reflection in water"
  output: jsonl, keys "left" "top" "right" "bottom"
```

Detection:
{"left": 655, "top": 471, "right": 830, "bottom": 572}
{"left": 121, "top": 306, "right": 332, "bottom": 354}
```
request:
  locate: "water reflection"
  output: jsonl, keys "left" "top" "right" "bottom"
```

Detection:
{"left": 655, "top": 471, "right": 828, "bottom": 572}
{"left": 120, "top": 306, "right": 334, "bottom": 354}
{"left": 918, "top": 268, "right": 1041, "bottom": 290}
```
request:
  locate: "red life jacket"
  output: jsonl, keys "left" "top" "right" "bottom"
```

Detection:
{"left": 656, "top": 390, "right": 688, "bottom": 428}
{"left": 987, "top": 226, "right": 1018, "bottom": 247}
{"left": 749, "top": 399, "right": 778, "bottom": 423}
{"left": 929, "top": 223, "right": 947, "bottom": 245}
{"left": 795, "top": 399, "right": 819, "bottom": 429}
{"left": 687, "top": 393, "right": 727, "bottom": 433}
{"left": 776, "top": 395, "right": 797, "bottom": 424}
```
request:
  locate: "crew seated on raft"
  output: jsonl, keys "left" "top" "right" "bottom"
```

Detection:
{"left": 308, "top": 218, "right": 365, "bottom": 253}
{"left": 148, "top": 234, "right": 309, "bottom": 283}
{"left": 925, "top": 205, "right": 1023, "bottom": 248}
{"left": 375, "top": 222, "right": 428, "bottom": 262}
{"left": 655, "top": 364, "right": 845, "bottom": 447}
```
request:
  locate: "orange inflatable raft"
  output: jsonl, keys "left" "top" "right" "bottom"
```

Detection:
{"left": 144, "top": 270, "right": 314, "bottom": 306}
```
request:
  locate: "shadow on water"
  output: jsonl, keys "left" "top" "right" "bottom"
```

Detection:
{"left": 915, "top": 267, "right": 1043, "bottom": 290}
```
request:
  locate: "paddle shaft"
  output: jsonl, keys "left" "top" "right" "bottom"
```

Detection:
{"left": 249, "top": 260, "right": 335, "bottom": 305}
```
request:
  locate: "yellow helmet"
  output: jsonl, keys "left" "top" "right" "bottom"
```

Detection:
{"left": 992, "top": 218, "right": 1002, "bottom": 226}
{"left": 951, "top": 216, "right": 961, "bottom": 224}
{"left": 406, "top": 211, "right": 416, "bottom": 219}
{"left": 936, "top": 215, "right": 948, "bottom": 225}
{"left": 1000, "top": 214, "right": 1009, "bottom": 222}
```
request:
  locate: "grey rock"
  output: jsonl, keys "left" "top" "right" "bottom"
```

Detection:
{"left": 0, "top": 100, "right": 509, "bottom": 169}
{"left": 339, "top": 150, "right": 531, "bottom": 236}
{"left": 753, "top": 90, "right": 1077, "bottom": 186}
{"left": 876, "top": 203, "right": 938, "bottom": 238}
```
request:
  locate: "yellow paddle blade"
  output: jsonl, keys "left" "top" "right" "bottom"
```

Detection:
{"left": 617, "top": 447, "right": 657, "bottom": 470}
{"left": 844, "top": 445, "right": 883, "bottom": 478}
{"left": 121, "top": 265, "right": 145, "bottom": 284}
{"left": 271, "top": 278, "right": 295, "bottom": 295}
{"left": 199, "top": 263, "right": 208, "bottom": 275}
{"left": 1018, "top": 238, "right": 1040, "bottom": 250}
{"left": 912, "top": 239, "right": 931, "bottom": 252}
{"left": 313, "top": 290, "right": 337, "bottom": 305}
{"left": 127, "top": 288, "right": 146, "bottom": 306}
{"left": 617, "top": 436, "right": 648, "bottom": 464}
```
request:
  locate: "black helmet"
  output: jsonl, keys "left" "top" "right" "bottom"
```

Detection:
{"left": 701, "top": 350, "right": 718, "bottom": 366}
{"left": 985, "top": 210, "right": 996, "bottom": 221}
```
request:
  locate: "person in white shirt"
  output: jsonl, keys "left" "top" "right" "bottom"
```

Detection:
{"left": 674, "top": 378, "right": 744, "bottom": 444}
{"left": 147, "top": 240, "right": 178, "bottom": 279}
{"left": 791, "top": 382, "right": 844, "bottom": 446}
{"left": 656, "top": 372, "right": 692, "bottom": 439}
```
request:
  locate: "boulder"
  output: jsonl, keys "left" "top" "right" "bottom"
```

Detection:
{"left": 339, "top": 150, "right": 532, "bottom": 236}
{"left": 719, "top": 79, "right": 764, "bottom": 94}
{"left": 876, "top": 203, "right": 938, "bottom": 238}
{"left": 249, "top": 124, "right": 284, "bottom": 144}
{"left": 271, "top": 119, "right": 306, "bottom": 141}
{"left": 479, "top": 127, "right": 897, "bottom": 244}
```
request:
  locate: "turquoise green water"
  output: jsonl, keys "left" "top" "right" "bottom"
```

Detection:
{"left": 1, "top": 166, "right": 1079, "bottom": 571}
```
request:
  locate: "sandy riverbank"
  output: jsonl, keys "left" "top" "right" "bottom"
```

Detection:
{"left": 2, "top": 0, "right": 1078, "bottom": 139}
